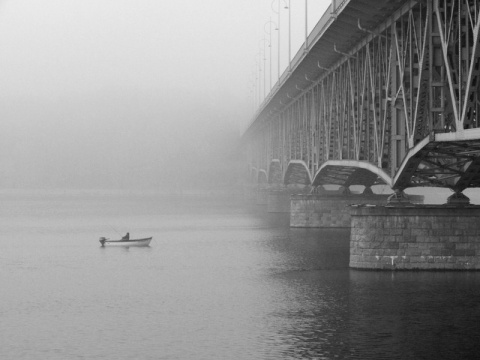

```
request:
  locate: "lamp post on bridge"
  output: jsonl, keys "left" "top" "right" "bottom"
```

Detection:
{"left": 271, "top": 0, "right": 287, "bottom": 81}
{"left": 304, "top": 0, "right": 308, "bottom": 52}
{"left": 251, "top": 68, "right": 258, "bottom": 113}
{"left": 264, "top": 18, "right": 278, "bottom": 93}
{"left": 254, "top": 52, "right": 262, "bottom": 109}
{"left": 259, "top": 37, "right": 270, "bottom": 101}
{"left": 286, "top": 0, "right": 291, "bottom": 71}
{"left": 284, "top": 0, "right": 309, "bottom": 70}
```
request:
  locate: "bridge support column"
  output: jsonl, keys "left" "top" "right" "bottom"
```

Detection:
{"left": 446, "top": 191, "right": 470, "bottom": 205}
{"left": 387, "top": 189, "right": 412, "bottom": 206}
{"left": 255, "top": 186, "right": 268, "bottom": 206}
{"left": 266, "top": 185, "right": 310, "bottom": 213}
{"left": 242, "top": 185, "right": 269, "bottom": 206}
{"left": 290, "top": 190, "right": 390, "bottom": 228}
{"left": 350, "top": 205, "right": 480, "bottom": 270}
{"left": 267, "top": 188, "right": 292, "bottom": 213}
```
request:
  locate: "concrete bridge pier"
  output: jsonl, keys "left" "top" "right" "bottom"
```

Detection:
{"left": 267, "top": 188, "right": 291, "bottom": 213}
{"left": 255, "top": 185, "right": 268, "bottom": 206}
{"left": 290, "top": 186, "right": 392, "bottom": 228}
{"left": 242, "top": 183, "right": 270, "bottom": 206}
{"left": 266, "top": 185, "right": 309, "bottom": 213}
{"left": 350, "top": 192, "right": 480, "bottom": 270}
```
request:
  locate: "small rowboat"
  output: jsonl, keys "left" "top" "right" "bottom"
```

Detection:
{"left": 99, "top": 237, "right": 152, "bottom": 247}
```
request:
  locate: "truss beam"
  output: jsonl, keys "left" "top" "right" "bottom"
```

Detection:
{"left": 244, "top": 0, "right": 480, "bottom": 192}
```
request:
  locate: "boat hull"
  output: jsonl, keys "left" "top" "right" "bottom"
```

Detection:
{"left": 100, "top": 237, "right": 152, "bottom": 247}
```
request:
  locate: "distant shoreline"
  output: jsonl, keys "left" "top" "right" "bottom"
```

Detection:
{"left": 0, "top": 188, "right": 241, "bottom": 198}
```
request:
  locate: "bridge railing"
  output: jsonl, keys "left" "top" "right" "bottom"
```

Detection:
{"left": 244, "top": 1, "right": 351, "bottom": 136}
{"left": 331, "top": 0, "right": 346, "bottom": 14}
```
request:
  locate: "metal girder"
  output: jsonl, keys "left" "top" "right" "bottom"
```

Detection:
{"left": 394, "top": 133, "right": 480, "bottom": 191}
{"left": 284, "top": 160, "right": 312, "bottom": 186}
{"left": 267, "top": 159, "right": 283, "bottom": 185}
{"left": 258, "top": 170, "right": 268, "bottom": 184}
{"left": 312, "top": 160, "right": 392, "bottom": 187}
{"left": 244, "top": 0, "right": 480, "bottom": 193}
{"left": 312, "top": 167, "right": 380, "bottom": 187}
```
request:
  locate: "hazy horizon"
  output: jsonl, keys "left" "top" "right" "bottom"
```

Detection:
{"left": 0, "top": 0, "right": 331, "bottom": 190}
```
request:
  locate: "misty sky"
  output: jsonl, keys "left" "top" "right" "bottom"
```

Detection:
{"left": 0, "top": 0, "right": 330, "bottom": 190}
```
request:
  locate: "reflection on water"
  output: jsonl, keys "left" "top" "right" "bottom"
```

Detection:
{"left": 268, "top": 269, "right": 480, "bottom": 359}
{"left": 0, "top": 193, "right": 479, "bottom": 359}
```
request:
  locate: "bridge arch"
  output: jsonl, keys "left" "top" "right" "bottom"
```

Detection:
{"left": 312, "top": 160, "right": 392, "bottom": 189}
{"left": 268, "top": 159, "right": 282, "bottom": 185}
{"left": 284, "top": 160, "right": 313, "bottom": 186}
{"left": 257, "top": 169, "right": 268, "bottom": 184}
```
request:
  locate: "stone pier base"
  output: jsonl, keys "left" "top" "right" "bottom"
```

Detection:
{"left": 290, "top": 193, "right": 390, "bottom": 228}
{"left": 267, "top": 185, "right": 310, "bottom": 213}
{"left": 255, "top": 187, "right": 268, "bottom": 205}
{"left": 267, "top": 190, "right": 291, "bottom": 213}
{"left": 350, "top": 205, "right": 480, "bottom": 270}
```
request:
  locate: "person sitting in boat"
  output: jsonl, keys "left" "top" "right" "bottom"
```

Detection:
{"left": 122, "top": 232, "right": 130, "bottom": 241}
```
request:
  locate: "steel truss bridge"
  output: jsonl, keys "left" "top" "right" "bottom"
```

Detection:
{"left": 243, "top": 0, "right": 480, "bottom": 202}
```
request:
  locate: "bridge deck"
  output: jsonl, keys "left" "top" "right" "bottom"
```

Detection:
{"left": 250, "top": 0, "right": 411, "bottom": 133}
{"left": 244, "top": 0, "right": 480, "bottom": 196}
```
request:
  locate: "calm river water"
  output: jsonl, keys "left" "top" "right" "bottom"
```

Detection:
{"left": 1, "top": 191, "right": 480, "bottom": 359}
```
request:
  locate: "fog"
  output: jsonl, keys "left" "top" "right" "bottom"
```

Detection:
{"left": 0, "top": 0, "right": 330, "bottom": 191}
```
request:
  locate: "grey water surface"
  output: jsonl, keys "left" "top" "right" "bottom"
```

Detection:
{"left": 1, "top": 191, "right": 480, "bottom": 359}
